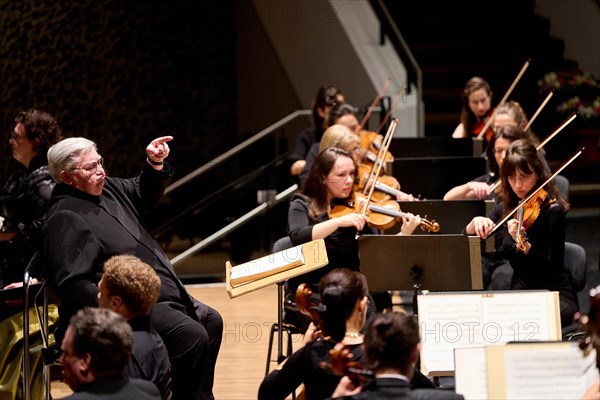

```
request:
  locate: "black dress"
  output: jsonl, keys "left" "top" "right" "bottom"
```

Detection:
{"left": 286, "top": 194, "right": 376, "bottom": 296}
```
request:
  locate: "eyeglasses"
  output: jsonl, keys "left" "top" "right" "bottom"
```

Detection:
{"left": 507, "top": 173, "right": 537, "bottom": 184}
{"left": 71, "top": 157, "right": 104, "bottom": 173}
{"left": 493, "top": 147, "right": 508, "bottom": 156}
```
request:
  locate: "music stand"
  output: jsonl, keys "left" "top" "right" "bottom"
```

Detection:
{"left": 388, "top": 137, "right": 484, "bottom": 157}
{"left": 358, "top": 235, "right": 483, "bottom": 314}
{"left": 386, "top": 156, "right": 487, "bottom": 200}
{"left": 226, "top": 239, "right": 328, "bottom": 371}
{"left": 21, "top": 254, "right": 52, "bottom": 400}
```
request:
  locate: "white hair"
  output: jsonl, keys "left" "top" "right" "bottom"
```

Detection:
{"left": 47, "top": 137, "right": 97, "bottom": 183}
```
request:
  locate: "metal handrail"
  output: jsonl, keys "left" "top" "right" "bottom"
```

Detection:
{"left": 369, "top": 0, "right": 423, "bottom": 136}
{"left": 152, "top": 152, "right": 290, "bottom": 239}
{"left": 170, "top": 184, "right": 298, "bottom": 266}
{"left": 165, "top": 109, "right": 311, "bottom": 195}
{"left": 163, "top": 110, "right": 312, "bottom": 267}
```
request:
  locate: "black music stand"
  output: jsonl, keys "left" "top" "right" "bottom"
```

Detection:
{"left": 384, "top": 200, "right": 494, "bottom": 235}
{"left": 386, "top": 156, "right": 487, "bottom": 200}
{"left": 358, "top": 235, "right": 483, "bottom": 315}
{"left": 21, "top": 253, "right": 52, "bottom": 400}
{"left": 388, "top": 137, "right": 484, "bottom": 158}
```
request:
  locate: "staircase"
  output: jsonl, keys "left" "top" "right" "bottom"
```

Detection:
{"left": 382, "top": 0, "right": 578, "bottom": 138}
{"left": 380, "top": 0, "right": 599, "bottom": 208}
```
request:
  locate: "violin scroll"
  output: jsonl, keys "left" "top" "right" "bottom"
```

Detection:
{"left": 296, "top": 283, "right": 324, "bottom": 329}
{"left": 419, "top": 217, "right": 440, "bottom": 233}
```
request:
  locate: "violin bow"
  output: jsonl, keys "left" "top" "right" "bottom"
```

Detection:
{"left": 356, "top": 118, "right": 398, "bottom": 239}
{"left": 487, "top": 147, "right": 583, "bottom": 237}
{"left": 524, "top": 90, "right": 554, "bottom": 132}
{"left": 375, "top": 84, "right": 409, "bottom": 134}
{"left": 361, "top": 116, "right": 398, "bottom": 197}
{"left": 488, "top": 111, "right": 578, "bottom": 192}
{"left": 358, "top": 77, "right": 391, "bottom": 131}
{"left": 477, "top": 58, "right": 531, "bottom": 140}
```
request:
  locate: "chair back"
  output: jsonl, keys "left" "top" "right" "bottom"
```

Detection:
{"left": 564, "top": 241, "right": 587, "bottom": 293}
{"left": 271, "top": 237, "right": 311, "bottom": 331}
{"left": 272, "top": 236, "right": 293, "bottom": 253}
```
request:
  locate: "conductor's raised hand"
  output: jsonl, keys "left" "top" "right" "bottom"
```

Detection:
{"left": 146, "top": 136, "right": 173, "bottom": 163}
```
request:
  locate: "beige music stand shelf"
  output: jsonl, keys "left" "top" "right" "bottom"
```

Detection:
{"left": 225, "top": 239, "right": 328, "bottom": 299}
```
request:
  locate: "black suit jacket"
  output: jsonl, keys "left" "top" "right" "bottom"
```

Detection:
{"left": 334, "top": 377, "right": 464, "bottom": 400}
{"left": 63, "top": 374, "right": 161, "bottom": 399}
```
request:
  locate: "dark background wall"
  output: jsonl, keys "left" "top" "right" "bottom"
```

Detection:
{"left": 0, "top": 0, "right": 236, "bottom": 184}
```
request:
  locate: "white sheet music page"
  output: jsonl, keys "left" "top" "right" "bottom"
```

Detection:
{"left": 481, "top": 292, "right": 555, "bottom": 342}
{"left": 418, "top": 294, "right": 484, "bottom": 374}
{"left": 454, "top": 346, "right": 488, "bottom": 400}
{"left": 504, "top": 344, "right": 598, "bottom": 400}
{"left": 230, "top": 244, "right": 305, "bottom": 286}
{"left": 417, "top": 291, "right": 559, "bottom": 375}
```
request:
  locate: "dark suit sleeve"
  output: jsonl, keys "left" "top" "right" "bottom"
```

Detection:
{"left": 43, "top": 209, "right": 101, "bottom": 330}
{"left": 108, "top": 162, "right": 173, "bottom": 216}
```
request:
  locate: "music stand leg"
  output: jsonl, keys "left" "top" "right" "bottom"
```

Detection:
{"left": 410, "top": 265, "right": 423, "bottom": 316}
{"left": 22, "top": 271, "right": 31, "bottom": 400}
{"left": 276, "top": 281, "right": 286, "bottom": 364}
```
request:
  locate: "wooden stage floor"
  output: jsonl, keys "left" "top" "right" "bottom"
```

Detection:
{"left": 51, "top": 283, "right": 295, "bottom": 399}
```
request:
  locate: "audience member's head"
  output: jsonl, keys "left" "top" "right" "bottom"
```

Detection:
{"left": 98, "top": 254, "right": 161, "bottom": 319}
{"left": 60, "top": 307, "right": 133, "bottom": 392}
{"left": 363, "top": 311, "right": 420, "bottom": 378}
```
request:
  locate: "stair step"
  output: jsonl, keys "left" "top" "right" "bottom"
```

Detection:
{"left": 380, "top": 0, "right": 579, "bottom": 139}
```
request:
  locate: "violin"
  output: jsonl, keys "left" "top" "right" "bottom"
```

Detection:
{"left": 487, "top": 112, "right": 578, "bottom": 193}
{"left": 321, "top": 342, "right": 373, "bottom": 386}
{"left": 359, "top": 130, "right": 394, "bottom": 169}
{"left": 514, "top": 188, "right": 554, "bottom": 252}
{"left": 472, "top": 108, "right": 495, "bottom": 142}
{"left": 487, "top": 148, "right": 583, "bottom": 239}
{"left": 355, "top": 163, "right": 403, "bottom": 202}
{"left": 330, "top": 191, "right": 440, "bottom": 233}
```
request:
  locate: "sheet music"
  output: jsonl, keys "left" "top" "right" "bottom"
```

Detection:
{"left": 419, "top": 294, "right": 485, "bottom": 373}
{"left": 481, "top": 293, "right": 555, "bottom": 342}
{"left": 454, "top": 347, "right": 488, "bottom": 400}
{"left": 230, "top": 244, "right": 305, "bottom": 286}
{"left": 418, "top": 291, "right": 559, "bottom": 375}
{"left": 503, "top": 344, "right": 597, "bottom": 399}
